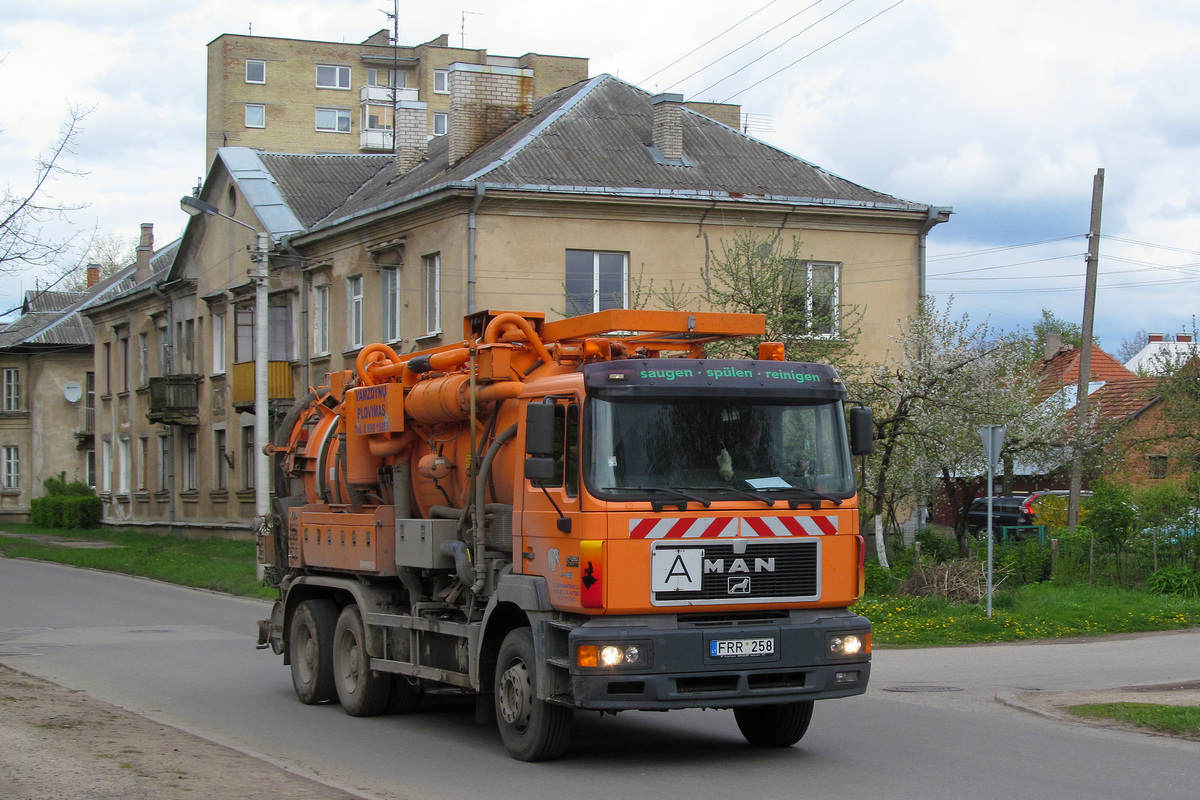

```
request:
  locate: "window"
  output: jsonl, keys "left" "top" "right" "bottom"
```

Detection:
{"left": 434, "top": 69, "right": 449, "bottom": 94}
{"left": 348, "top": 276, "right": 364, "bottom": 348}
{"left": 1149, "top": 454, "right": 1169, "bottom": 480}
{"left": 137, "top": 437, "right": 149, "bottom": 492}
{"left": 103, "top": 342, "right": 112, "bottom": 394}
{"left": 85, "top": 372, "right": 95, "bottom": 432}
{"left": 784, "top": 261, "right": 840, "bottom": 337}
{"left": 214, "top": 429, "right": 228, "bottom": 491}
{"left": 269, "top": 296, "right": 293, "bottom": 361}
{"left": 313, "top": 284, "right": 330, "bottom": 356}
{"left": 2, "top": 368, "right": 18, "bottom": 411}
{"left": 433, "top": 112, "right": 448, "bottom": 136}
{"left": 118, "top": 333, "right": 130, "bottom": 391}
{"left": 176, "top": 319, "right": 195, "bottom": 372}
{"left": 138, "top": 333, "right": 148, "bottom": 387}
{"left": 212, "top": 312, "right": 226, "bottom": 374}
{"left": 183, "top": 431, "right": 198, "bottom": 491}
{"left": 85, "top": 449, "right": 95, "bottom": 488}
{"left": 2, "top": 446, "right": 17, "bottom": 490}
{"left": 159, "top": 436, "right": 171, "bottom": 492}
{"left": 382, "top": 267, "right": 401, "bottom": 342}
{"left": 316, "top": 64, "right": 351, "bottom": 89}
{"left": 235, "top": 305, "right": 254, "bottom": 362}
{"left": 422, "top": 254, "right": 441, "bottom": 336}
{"left": 368, "top": 68, "right": 405, "bottom": 88}
{"left": 117, "top": 438, "right": 131, "bottom": 495}
{"left": 101, "top": 439, "right": 112, "bottom": 494}
{"left": 242, "top": 426, "right": 256, "bottom": 490}
{"left": 245, "top": 104, "right": 265, "bottom": 128}
{"left": 363, "top": 103, "right": 393, "bottom": 131}
{"left": 245, "top": 59, "right": 266, "bottom": 84}
{"left": 565, "top": 250, "right": 628, "bottom": 316}
{"left": 315, "top": 108, "right": 351, "bottom": 133}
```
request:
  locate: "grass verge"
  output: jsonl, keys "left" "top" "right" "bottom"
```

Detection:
{"left": 855, "top": 583, "right": 1200, "bottom": 646}
{"left": 1067, "top": 703, "right": 1200, "bottom": 737}
{"left": 0, "top": 523, "right": 275, "bottom": 600}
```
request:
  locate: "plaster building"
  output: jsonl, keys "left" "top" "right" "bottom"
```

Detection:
{"left": 206, "top": 29, "right": 592, "bottom": 167}
{"left": 93, "top": 69, "right": 949, "bottom": 535}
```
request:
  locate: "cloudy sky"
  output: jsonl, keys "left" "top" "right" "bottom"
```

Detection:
{"left": 3, "top": 0, "right": 1199, "bottom": 354}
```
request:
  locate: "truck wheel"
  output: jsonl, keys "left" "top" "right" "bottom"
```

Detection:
{"left": 494, "top": 627, "right": 572, "bottom": 761}
{"left": 333, "top": 605, "right": 392, "bottom": 716}
{"left": 289, "top": 599, "right": 338, "bottom": 704}
{"left": 734, "top": 700, "right": 814, "bottom": 747}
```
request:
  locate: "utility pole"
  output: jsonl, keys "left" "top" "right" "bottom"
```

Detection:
{"left": 1068, "top": 168, "right": 1104, "bottom": 578}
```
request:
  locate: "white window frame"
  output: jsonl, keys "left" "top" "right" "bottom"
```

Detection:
{"left": 137, "top": 436, "right": 149, "bottom": 492}
{"left": 101, "top": 439, "right": 113, "bottom": 494}
{"left": 242, "top": 426, "right": 256, "bottom": 490}
{"left": 85, "top": 449, "right": 96, "bottom": 488}
{"left": 348, "top": 275, "right": 364, "bottom": 349}
{"left": 158, "top": 435, "right": 170, "bottom": 492}
{"left": 434, "top": 69, "right": 449, "bottom": 94}
{"left": 422, "top": 253, "right": 441, "bottom": 337}
{"left": 2, "top": 368, "right": 18, "bottom": 412}
{"left": 784, "top": 260, "right": 841, "bottom": 338}
{"left": 315, "top": 107, "right": 351, "bottom": 133}
{"left": 245, "top": 59, "right": 266, "bottom": 84}
{"left": 313, "top": 284, "right": 330, "bottom": 356}
{"left": 433, "top": 112, "right": 448, "bottom": 136}
{"left": 565, "top": 250, "right": 629, "bottom": 316}
{"left": 137, "top": 332, "right": 148, "bottom": 387}
{"left": 212, "top": 312, "right": 226, "bottom": 374}
{"left": 245, "top": 103, "right": 265, "bottom": 128}
{"left": 2, "top": 446, "right": 17, "bottom": 490}
{"left": 381, "top": 267, "right": 401, "bottom": 343}
{"left": 316, "top": 64, "right": 351, "bottom": 90}
{"left": 183, "top": 431, "right": 198, "bottom": 491}
{"left": 213, "top": 427, "right": 228, "bottom": 491}
{"left": 117, "top": 437, "right": 131, "bottom": 495}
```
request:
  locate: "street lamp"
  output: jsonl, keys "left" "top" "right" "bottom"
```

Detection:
{"left": 180, "top": 195, "right": 272, "bottom": 559}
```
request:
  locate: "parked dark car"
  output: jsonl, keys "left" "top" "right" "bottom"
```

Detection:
{"left": 965, "top": 491, "right": 1092, "bottom": 538}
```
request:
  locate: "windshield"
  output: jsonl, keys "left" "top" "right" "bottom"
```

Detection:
{"left": 584, "top": 396, "right": 856, "bottom": 502}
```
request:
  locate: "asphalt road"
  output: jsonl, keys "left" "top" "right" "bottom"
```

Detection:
{"left": 1, "top": 556, "right": 1197, "bottom": 800}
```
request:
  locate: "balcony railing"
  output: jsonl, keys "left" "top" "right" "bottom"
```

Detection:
{"left": 360, "top": 129, "right": 394, "bottom": 151}
{"left": 231, "top": 361, "right": 294, "bottom": 408}
{"left": 360, "top": 85, "right": 418, "bottom": 104}
{"left": 147, "top": 375, "right": 202, "bottom": 425}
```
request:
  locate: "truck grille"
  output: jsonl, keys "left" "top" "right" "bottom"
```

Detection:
{"left": 650, "top": 539, "right": 820, "bottom": 606}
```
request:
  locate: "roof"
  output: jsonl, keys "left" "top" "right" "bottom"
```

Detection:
{"left": 1125, "top": 339, "right": 1199, "bottom": 375}
{"left": 296, "top": 74, "right": 938, "bottom": 231}
{"left": 1036, "top": 344, "right": 1137, "bottom": 401}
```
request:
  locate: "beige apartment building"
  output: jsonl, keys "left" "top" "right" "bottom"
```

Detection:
{"left": 206, "top": 29, "right": 590, "bottom": 167}
{"left": 90, "top": 66, "right": 948, "bottom": 535}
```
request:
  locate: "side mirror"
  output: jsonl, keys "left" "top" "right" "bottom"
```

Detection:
{"left": 849, "top": 406, "right": 874, "bottom": 456}
{"left": 525, "top": 402, "right": 555, "bottom": 456}
{"left": 524, "top": 456, "right": 556, "bottom": 482}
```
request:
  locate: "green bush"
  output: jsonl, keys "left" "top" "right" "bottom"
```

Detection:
{"left": 1145, "top": 566, "right": 1200, "bottom": 598}
{"left": 915, "top": 528, "right": 957, "bottom": 563}
{"left": 864, "top": 562, "right": 900, "bottom": 595}
{"left": 997, "top": 539, "right": 1052, "bottom": 585}
{"left": 32, "top": 473, "right": 100, "bottom": 529}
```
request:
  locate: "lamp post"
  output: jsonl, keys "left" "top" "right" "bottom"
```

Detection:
{"left": 181, "top": 196, "right": 271, "bottom": 563}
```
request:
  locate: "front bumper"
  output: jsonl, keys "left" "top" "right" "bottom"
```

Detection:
{"left": 566, "top": 609, "right": 870, "bottom": 710}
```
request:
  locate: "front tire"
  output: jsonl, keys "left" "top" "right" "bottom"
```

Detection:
{"left": 494, "top": 627, "right": 572, "bottom": 761}
{"left": 333, "top": 605, "right": 392, "bottom": 716}
{"left": 734, "top": 700, "right": 814, "bottom": 747}
{"left": 289, "top": 599, "right": 338, "bottom": 705}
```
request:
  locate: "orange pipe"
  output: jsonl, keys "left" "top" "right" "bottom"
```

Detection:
{"left": 484, "top": 313, "right": 553, "bottom": 366}
{"left": 356, "top": 343, "right": 400, "bottom": 385}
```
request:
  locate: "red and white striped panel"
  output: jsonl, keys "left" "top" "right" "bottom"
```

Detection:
{"left": 629, "top": 515, "right": 837, "bottom": 539}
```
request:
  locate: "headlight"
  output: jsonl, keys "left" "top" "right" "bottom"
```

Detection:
{"left": 828, "top": 633, "right": 867, "bottom": 657}
{"left": 577, "top": 644, "right": 644, "bottom": 668}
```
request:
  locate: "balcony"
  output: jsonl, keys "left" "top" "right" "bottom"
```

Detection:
{"left": 360, "top": 85, "right": 418, "bottom": 104}
{"left": 360, "top": 129, "right": 394, "bottom": 151}
{"left": 147, "top": 375, "right": 203, "bottom": 425}
{"left": 231, "top": 361, "right": 294, "bottom": 412}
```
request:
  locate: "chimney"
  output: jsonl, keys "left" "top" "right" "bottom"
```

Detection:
{"left": 448, "top": 62, "right": 533, "bottom": 166}
{"left": 86, "top": 263, "right": 100, "bottom": 288}
{"left": 134, "top": 223, "right": 154, "bottom": 284}
{"left": 1148, "top": 332, "right": 1165, "bottom": 342}
{"left": 1177, "top": 333, "right": 1193, "bottom": 344}
{"left": 1044, "top": 332, "right": 1062, "bottom": 361}
{"left": 652, "top": 93, "right": 685, "bottom": 161}
{"left": 394, "top": 100, "right": 429, "bottom": 176}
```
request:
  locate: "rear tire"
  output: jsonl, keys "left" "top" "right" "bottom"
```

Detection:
{"left": 734, "top": 700, "right": 814, "bottom": 747}
{"left": 289, "top": 599, "right": 338, "bottom": 705}
{"left": 494, "top": 627, "right": 572, "bottom": 761}
{"left": 333, "top": 605, "right": 392, "bottom": 716}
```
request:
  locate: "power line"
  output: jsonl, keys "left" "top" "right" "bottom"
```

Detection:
{"left": 718, "top": 0, "right": 908, "bottom": 103}
{"left": 638, "top": 0, "right": 781, "bottom": 88}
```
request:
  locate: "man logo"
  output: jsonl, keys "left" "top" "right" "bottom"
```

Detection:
{"left": 728, "top": 577, "right": 751, "bottom": 595}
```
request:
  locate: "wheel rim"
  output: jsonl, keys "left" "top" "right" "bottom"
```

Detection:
{"left": 296, "top": 626, "right": 316, "bottom": 684}
{"left": 497, "top": 657, "right": 532, "bottom": 730}
{"left": 337, "top": 628, "right": 362, "bottom": 693}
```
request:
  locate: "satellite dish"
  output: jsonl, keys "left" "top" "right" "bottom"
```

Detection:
{"left": 63, "top": 381, "right": 82, "bottom": 403}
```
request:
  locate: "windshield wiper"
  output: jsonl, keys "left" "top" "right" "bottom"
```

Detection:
{"left": 604, "top": 486, "right": 712, "bottom": 512}
{"left": 752, "top": 486, "right": 842, "bottom": 509}
{"left": 675, "top": 486, "right": 776, "bottom": 507}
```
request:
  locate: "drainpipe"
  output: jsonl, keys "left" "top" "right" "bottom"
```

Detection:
{"left": 280, "top": 235, "right": 309, "bottom": 393}
{"left": 467, "top": 185, "right": 485, "bottom": 314}
{"left": 150, "top": 282, "right": 176, "bottom": 530}
{"left": 917, "top": 206, "right": 945, "bottom": 302}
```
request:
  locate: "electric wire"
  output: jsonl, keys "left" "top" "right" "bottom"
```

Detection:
{"left": 638, "top": 0, "right": 782, "bottom": 88}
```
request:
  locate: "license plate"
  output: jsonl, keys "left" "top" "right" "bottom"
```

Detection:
{"left": 710, "top": 637, "right": 775, "bottom": 657}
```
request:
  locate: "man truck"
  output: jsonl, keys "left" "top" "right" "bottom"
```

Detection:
{"left": 256, "top": 308, "right": 873, "bottom": 761}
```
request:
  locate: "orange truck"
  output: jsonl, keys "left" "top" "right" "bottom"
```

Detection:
{"left": 256, "top": 309, "right": 873, "bottom": 761}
